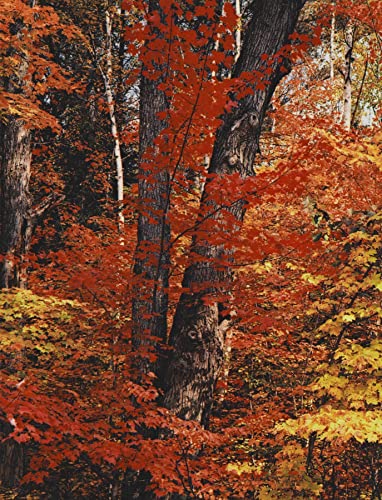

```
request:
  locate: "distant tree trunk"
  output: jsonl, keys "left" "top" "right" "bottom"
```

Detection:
{"left": 162, "top": 0, "right": 306, "bottom": 425}
{"left": 342, "top": 20, "right": 354, "bottom": 131}
{"left": 132, "top": 0, "right": 170, "bottom": 372}
{"left": 104, "top": 7, "right": 125, "bottom": 234}
{"left": 234, "top": 0, "right": 241, "bottom": 63}
{"left": 0, "top": 118, "right": 32, "bottom": 289}
{"left": 329, "top": 0, "right": 336, "bottom": 117}
{"left": 330, "top": 2, "right": 336, "bottom": 85}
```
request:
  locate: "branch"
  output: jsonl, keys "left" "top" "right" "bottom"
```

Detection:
{"left": 328, "top": 261, "right": 376, "bottom": 364}
{"left": 351, "top": 59, "right": 368, "bottom": 127}
{"left": 30, "top": 192, "right": 65, "bottom": 223}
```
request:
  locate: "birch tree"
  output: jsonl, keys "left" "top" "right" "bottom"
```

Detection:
{"left": 100, "top": 4, "right": 126, "bottom": 234}
{"left": 342, "top": 19, "right": 355, "bottom": 130}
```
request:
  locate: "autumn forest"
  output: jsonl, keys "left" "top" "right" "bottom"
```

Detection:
{"left": 0, "top": 0, "right": 382, "bottom": 498}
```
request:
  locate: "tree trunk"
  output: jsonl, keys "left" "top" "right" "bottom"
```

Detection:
{"left": 0, "top": 421, "right": 25, "bottom": 488}
{"left": 0, "top": 5, "right": 33, "bottom": 488}
{"left": 342, "top": 20, "right": 354, "bottom": 131}
{"left": 330, "top": 2, "right": 336, "bottom": 85}
{"left": 104, "top": 7, "right": 125, "bottom": 235}
{"left": 329, "top": 0, "right": 336, "bottom": 118}
{"left": 0, "top": 72, "right": 31, "bottom": 495}
{"left": 234, "top": 0, "right": 241, "bottom": 63}
{"left": 0, "top": 118, "right": 32, "bottom": 289}
{"left": 162, "top": 0, "right": 306, "bottom": 425}
{"left": 132, "top": 0, "right": 170, "bottom": 372}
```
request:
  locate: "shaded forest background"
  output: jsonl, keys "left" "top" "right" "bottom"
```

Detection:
{"left": 0, "top": 0, "right": 382, "bottom": 498}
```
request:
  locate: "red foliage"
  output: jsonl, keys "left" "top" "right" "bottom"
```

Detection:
{"left": 1, "top": 0, "right": 382, "bottom": 497}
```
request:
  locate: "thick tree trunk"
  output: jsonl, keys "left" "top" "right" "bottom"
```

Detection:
{"left": 0, "top": 118, "right": 32, "bottom": 289}
{"left": 132, "top": 0, "right": 170, "bottom": 371}
{"left": 0, "top": 117, "right": 30, "bottom": 489}
{"left": 0, "top": 421, "right": 25, "bottom": 488}
{"left": 0, "top": 6, "right": 33, "bottom": 487}
{"left": 162, "top": 0, "right": 306, "bottom": 425}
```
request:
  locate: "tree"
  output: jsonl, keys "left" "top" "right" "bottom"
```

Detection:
{"left": 134, "top": 0, "right": 306, "bottom": 423}
{"left": 0, "top": 1, "right": 73, "bottom": 289}
{"left": 342, "top": 19, "right": 355, "bottom": 130}
{"left": 1, "top": 0, "right": 382, "bottom": 497}
{"left": 0, "top": 0, "right": 33, "bottom": 288}
{"left": 89, "top": 0, "right": 133, "bottom": 234}
{"left": 131, "top": 0, "right": 171, "bottom": 365}
{"left": 0, "top": 120, "right": 31, "bottom": 288}
{"left": 0, "top": 0, "right": 74, "bottom": 486}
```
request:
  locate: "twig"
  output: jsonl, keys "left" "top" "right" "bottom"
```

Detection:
{"left": 351, "top": 58, "right": 368, "bottom": 127}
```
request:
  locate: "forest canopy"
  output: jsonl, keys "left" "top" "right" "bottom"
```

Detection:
{"left": 0, "top": 0, "right": 381, "bottom": 498}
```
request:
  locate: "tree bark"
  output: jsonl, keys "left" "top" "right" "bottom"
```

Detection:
{"left": 329, "top": 0, "right": 336, "bottom": 117}
{"left": 0, "top": 421, "right": 25, "bottom": 487}
{"left": 330, "top": 2, "right": 336, "bottom": 86}
{"left": 234, "top": 0, "right": 241, "bottom": 63}
{"left": 0, "top": 118, "right": 31, "bottom": 488}
{"left": 132, "top": 0, "right": 170, "bottom": 371}
{"left": 0, "top": 118, "right": 32, "bottom": 289}
{"left": 0, "top": 0, "right": 34, "bottom": 290}
{"left": 104, "top": 7, "right": 125, "bottom": 235}
{"left": 342, "top": 20, "right": 354, "bottom": 131}
{"left": 162, "top": 0, "right": 306, "bottom": 425}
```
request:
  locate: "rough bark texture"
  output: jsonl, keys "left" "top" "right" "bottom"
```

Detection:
{"left": 132, "top": 0, "right": 170, "bottom": 370}
{"left": 0, "top": 421, "right": 25, "bottom": 488}
{"left": 0, "top": 9, "right": 33, "bottom": 488}
{"left": 0, "top": 118, "right": 32, "bottom": 289}
{"left": 162, "top": 0, "right": 306, "bottom": 425}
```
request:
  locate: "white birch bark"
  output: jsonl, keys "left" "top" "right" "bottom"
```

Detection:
{"left": 105, "top": 8, "right": 125, "bottom": 234}
{"left": 330, "top": 2, "right": 335, "bottom": 85}
{"left": 235, "top": 0, "right": 241, "bottom": 63}
{"left": 342, "top": 20, "right": 354, "bottom": 131}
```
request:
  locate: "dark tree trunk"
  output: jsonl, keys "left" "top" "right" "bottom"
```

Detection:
{"left": 162, "top": 0, "right": 306, "bottom": 425}
{"left": 132, "top": 0, "right": 170, "bottom": 371}
{"left": 0, "top": 8, "right": 32, "bottom": 489}
{"left": 0, "top": 117, "right": 32, "bottom": 289}
{"left": 0, "top": 421, "right": 25, "bottom": 488}
{"left": 0, "top": 123, "right": 31, "bottom": 485}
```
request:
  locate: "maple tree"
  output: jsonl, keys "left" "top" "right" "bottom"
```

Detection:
{"left": 0, "top": 0, "right": 382, "bottom": 498}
